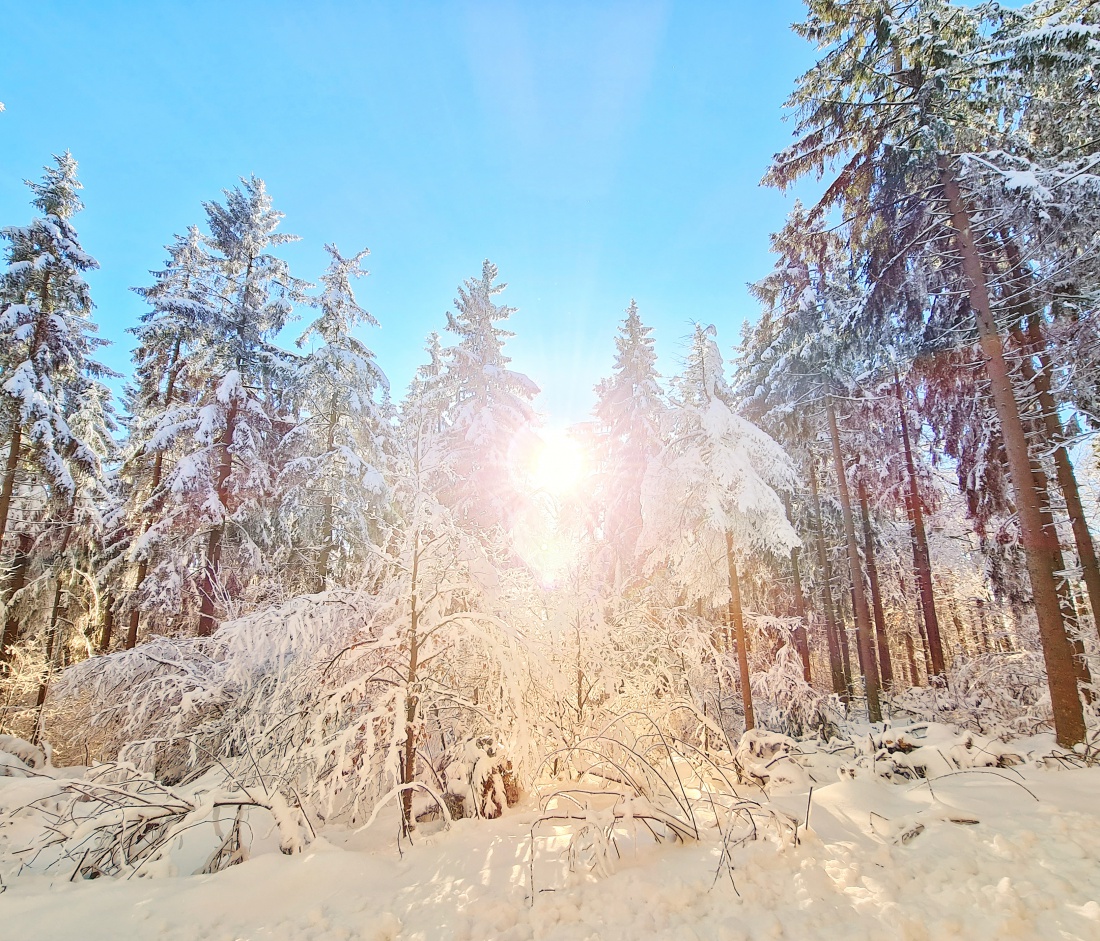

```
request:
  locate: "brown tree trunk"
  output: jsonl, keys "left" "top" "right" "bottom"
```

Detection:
{"left": 809, "top": 457, "right": 847, "bottom": 699}
{"left": 895, "top": 371, "right": 946, "bottom": 675}
{"left": 98, "top": 593, "right": 115, "bottom": 653}
{"left": 31, "top": 511, "right": 76, "bottom": 745}
{"left": 0, "top": 531, "right": 33, "bottom": 667}
{"left": 726, "top": 532, "right": 754, "bottom": 731}
{"left": 859, "top": 479, "right": 895, "bottom": 690}
{"left": 904, "top": 633, "right": 919, "bottom": 688}
{"left": 940, "top": 155, "right": 1085, "bottom": 746}
{"left": 314, "top": 400, "right": 340, "bottom": 592}
{"left": 1001, "top": 236, "right": 1100, "bottom": 637}
{"left": 127, "top": 337, "right": 186, "bottom": 648}
{"left": 827, "top": 400, "right": 882, "bottom": 722}
{"left": 402, "top": 529, "right": 421, "bottom": 834}
{"left": 0, "top": 426, "right": 22, "bottom": 553}
{"left": 784, "top": 495, "right": 812, "bottom": 683}
{"left": 1031, "top": 457, "right": 1094, "bottom": 701}
{"left": 197, "top": 400, "right": 238, "bottom": 637}
{"left": 974, "top": 598, "right": 992, "bottom": 653}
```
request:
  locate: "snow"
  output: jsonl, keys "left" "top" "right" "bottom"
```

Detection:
{"left": 3, "top": 727, "right": 1099, "bottom": 941}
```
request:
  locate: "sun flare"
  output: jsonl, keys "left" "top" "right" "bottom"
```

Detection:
{"left": 529, "top": 428, "right": 587, "bottom": 497}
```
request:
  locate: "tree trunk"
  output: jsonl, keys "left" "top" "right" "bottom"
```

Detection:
{"left": 31, "top": 510, "right": 76, "bottom": 745}
{"left": 98, "top": 593, "right": 115, "bottom": 653}
{"left": 784, "top": 496, "right": 813, "bottom": 683}
{"left": 128, "top": 337, "right": 186, "bottom": 648}
{"left": 974, "top": 598, "right": 992, "bottom": 653}
{"left": 314, "top": 399, "right": 340, "bottom": 592}
{"left": 1031, "top": 456, "right": 1094, "bottom": 702}
{"left": 809, "top": 457, "right": 847, "bottom": 699}
{"left": 1000, "top": 236, "right": 1100, "bottom": 637}
{"left": 894, "top": 370, "right": 946, "bottom": 675}
{"left": 859, "top": 479, "right": 894, "bottom": 690}
{"left": 31, "top": 572, "right": 67, "bottom": 745}
{"left": 0, "top": 532, "right": 33, "bottom": 667}
{"left": 402, "top": 529, "right": 421, "bottom": 834}
{"left": 0, "top": 426, "right": 22, "bottom": 553}
{"left": 726, "top": 532, "right": 754, "bottom": 731}
{"left": 197, "top": 400, "right": 238, "bottom": 637}
{"left": 904, "top": 633, "right": 919, "bottom": 689}
{"left": 1024, "top": 319, "right": 1100, "bottom": 637}
{"left": 940, "top": 155, "right": 1085, "bottom": 746}
{"left": 826, "top": 400, "right": 882, "bottom": 722}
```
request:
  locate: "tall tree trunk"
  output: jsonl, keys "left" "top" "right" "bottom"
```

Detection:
{"left": 894, "top": 370, "right": 946, "bottom": 675}
{"left": 127, "top": 337, "right": 186, "bottom": 648}
{"left": 1022, "top": 318, "right": 1100, "bottom": 637}
{"left": 904, "top": 633, "right": 919, "bottom": 688}
{"left": 940, "top": 156, "right": 1085, "bottom": 746}
{"left": 809, "top": 457, "right": 847, "bottom": 699}
{"left": 947, "top": 592, "right": 971, "bottom": 658}
{"left": 314, "top": 399, "right": 340, "bottom": 592}
{"left": 402, "top": 528, "right": 421, "bottom": 835}
{"left": 974, "top": 598, "right": 992, "bottom": 653}
{"left": 0, "top": 426, "right": 22, "bottom": 553}
{"left": 784, "top": 495, "right": 813, "bottom": 683}
{"left": 826, "top": 400, "right": 882, "bottom": 723}
{"left": 98, "top": 593, "right": 115, "bottom": 653}
{"left": 858, "top": 479, "right": 895, "bottom": 690}
{"left": 905, "top": 567, "right": 934, "bottom": 680}
{"left": 726, "top": 532, "right": 754, "bottom": 731}
{"left": 0, "top": 531, "right": 33, "bottom": 667}
{"left": 197, "top": 401, "right": 238, "bottom": 638}
{"left": 1001, "top": 235, "right": 1100, "bottom": 636}
{"left": 1031, "top": 457, "right": 1094, "bottom": 701}
{"left": 31, "top": 510, "right": 76, "bottom": 745}
{"left": 31, "top": 572, "right": 68, "bottom": 745}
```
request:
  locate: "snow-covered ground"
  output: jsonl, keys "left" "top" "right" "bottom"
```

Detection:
{"left": 3, "top": 729, "right": 1099, "bottom": 941}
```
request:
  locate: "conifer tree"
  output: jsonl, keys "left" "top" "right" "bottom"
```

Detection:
{"left": 120, "top": 227, "right": 210, "bottom": 645}
{"left": 766, "top": 0, "right": 1096, "bottom": 743}
{"left": 434, "top": 260, "right": 539, "bottom": 533}
{"left": 278, "top": 244, "right": 391, "bottom": 590}
{"left": 641, "top": 324, "right": 799, "bottom": 730}
{"left": 592, "top": 300, "right": 665, "bottom": 582}
{"left": 0, "top": 153, "right": 112, "bottom": 663}
{"left": 137, "top": 177, "right": 308, "bottom": 636}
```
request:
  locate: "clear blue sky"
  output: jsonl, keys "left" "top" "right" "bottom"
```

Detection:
{"left": 1, "top": 1, "right": 820, "bottom": 425}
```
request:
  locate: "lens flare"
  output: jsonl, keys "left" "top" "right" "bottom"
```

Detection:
{"left": 529, "top": 428, "right": 586, "bottom": 496}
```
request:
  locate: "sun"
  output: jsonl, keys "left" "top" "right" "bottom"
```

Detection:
{"left": 529, "top": 428, "right": 587, "bottom": 497}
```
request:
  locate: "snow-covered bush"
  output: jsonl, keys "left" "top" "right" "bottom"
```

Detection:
{"left": 530, "top": 713, "right": 797, "bottom": 889}
{"left": 0, "top": 762, "right": 306, "bottom": 880}
{"left": 888, "top": 651, "right": 1053, "bottom": 737}
{"left": 55, "top": 522, "right": 540, "bottom": 840}
{"left": 751, "top": 639, "right": 842, "bottom": 740}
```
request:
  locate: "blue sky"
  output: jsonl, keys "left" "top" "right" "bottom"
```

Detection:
{"left": 1, "top": 1, "right": 820, "bottom": 425}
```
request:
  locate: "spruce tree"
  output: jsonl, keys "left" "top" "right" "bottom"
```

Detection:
{"left": 640, "top": 324, "right": 799, "bottom": 730}
{"left": 278, "top": 244, "right": 391, "bottom": 591}
{"left": 591, "top": 300, "right": 665, "bottom": 582}
{"left": 434, "top": 260, "right": 539, "bottom": 533}
{"left": 765, "top": 0, "right": 1094, "bottom": 744}
{"left": 137, "top": 177, "right": 308, "bottom": 637}
{"left": 0, "top": 153, "right": 112, "bottom": 663}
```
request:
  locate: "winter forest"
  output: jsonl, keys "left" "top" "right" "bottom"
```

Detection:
{"left": 3, "top": 2, "right": 1100, "bottom": 939}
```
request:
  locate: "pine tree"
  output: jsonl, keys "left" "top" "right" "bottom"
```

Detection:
{"left": 434, "top": 260, "right": 539, "bottom": 533}
{"left": 765, "top": 0, "right": 1094, "bottom": 744}
{"left": 278, "top": 244, "right": 391, "bottom": 591}
{"left": 640, "top": 324, "right": 799, "bottom": 731}
{"left": 120, "top": 226, "right": 210, "bottom": 645}
{"left": 137, "top": 177, "right": 308, "bottom": 637}
{"left": 591, "top": 300, "right": 665, "bottom": 582}
{"left": 0, "top": 153, "right": 112, "bottom": 664}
